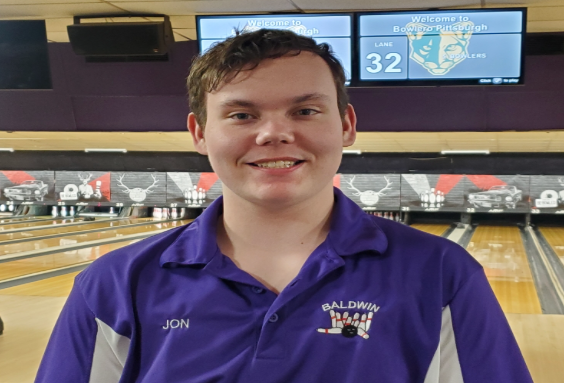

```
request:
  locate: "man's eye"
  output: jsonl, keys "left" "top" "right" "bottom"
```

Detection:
{"left": 230, "top": 113, "right": 252, "bottom": 120}
{"left": 297, "top": 109, "right": 318, "bottom": 116}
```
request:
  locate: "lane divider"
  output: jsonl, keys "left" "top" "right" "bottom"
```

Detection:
{"left": 446, "top": 224, "right": 468, "bottom": 244}
{"left": 0, "top": 261, "right": 93, "bottom": 288}
{"left": 0, "top": 229, "right": 167, "bottom": 264}
{"left": 527, "top": 226, "right": 564, "bottom": 306}
{"left": 0, "top": 218, "right": 181, "bottom": 246}
{"left": 0, "top": 217, "right": 123, "bottom": 235}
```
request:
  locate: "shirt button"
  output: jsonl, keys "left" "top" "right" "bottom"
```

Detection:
{"left": 251, "top": 286, "right": 265, "bottom": 294}
{"left": 268, "top": 313, "right": 279, "bottom": 323}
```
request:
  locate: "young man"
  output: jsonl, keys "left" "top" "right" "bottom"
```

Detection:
{"left": 36, "top": 29, "right": 532, "bottom": 382}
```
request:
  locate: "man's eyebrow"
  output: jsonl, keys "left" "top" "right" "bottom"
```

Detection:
{"left": 218, "top": 93, "right": 330, "bottom": 109}
{"left": 291, "top": 93, "right": 331, "bottom": 104}
{"left": 219, "top": 99, "right": 256, "bottom": 109}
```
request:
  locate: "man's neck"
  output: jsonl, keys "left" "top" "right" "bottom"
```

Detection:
{"left": 216, "top": 186, "right": 335, "bottom": 294}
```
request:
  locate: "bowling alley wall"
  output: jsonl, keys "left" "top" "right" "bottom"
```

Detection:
{"left": 2, "top": 170, "right": 564, "bottom": 215}
{"left": 0, "top": 38, "right": 564, "bottom": 132}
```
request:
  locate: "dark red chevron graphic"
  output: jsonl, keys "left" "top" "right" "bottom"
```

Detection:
{"left": 435, "top": 175, "right": 464, "bottom": 195}
{"left": 2, "top": 171, "right": 35, "bottom": 184}
{"left": 90, "top": 173, "right": 111, "bottom": 200}
{"left": 197, "top": 173, "right": 219, "bottom": 191}
{"left": 466, "top": 175, "right": 506, "bottom": 190}
{"left": 333, "top": 174, "right": 341, "bottom": 189}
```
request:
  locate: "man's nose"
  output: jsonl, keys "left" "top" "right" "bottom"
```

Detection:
{"left": 255, "top": 118, "right": 295, "bottom": 146}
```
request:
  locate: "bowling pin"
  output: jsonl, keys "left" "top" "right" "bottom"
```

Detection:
{"left": 153, "top": 207, "right": 162, "bottom": 219}
{"left": 69, "top": 206, "right": 75, "bottom": 216}
{"left": 8, "top": 204, "right": 14, "bottom": 212}
{"left": 430, "top": 188, "right": 436, "bottom": 203}
{"left": 0, "top": 204, "right": 5, "bottom": 212}
{"left": 51, "top": 206, "right": 58, "bottom": 218}
{"left": 171, "top": 208, "right": 178, "bottom": 219}
{"left": 60, "top": 206, "right": 67, "bottom": 217}
{"left": 163, "top": 208, "right": 169, "bottom": 219}
{"left": 192, "top": 186, "right": 198, "bottom": 201}
{"left": 110, "top": 207, "right": 114, "bottom": 214}
{"left": 180, "top": 208, "right": 186, "bottom": 218}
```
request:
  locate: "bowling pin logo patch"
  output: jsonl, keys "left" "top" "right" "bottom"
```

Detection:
{"left": 317, "top": 301, "right": 379, "bottom": 340}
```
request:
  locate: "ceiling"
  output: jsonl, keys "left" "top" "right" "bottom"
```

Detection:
{"left": 0, "top": 0, "right": 561, "bottom": 42}
{"left": 1, "top": 130, "right": 563, "bottom": 153}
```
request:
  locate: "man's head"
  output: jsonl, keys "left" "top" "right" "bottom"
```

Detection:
{"left": 187, "top": 29, "right": 356, "bottom": 209}
{"left": 187, "top": 28, "right": 349, "bottom": 129}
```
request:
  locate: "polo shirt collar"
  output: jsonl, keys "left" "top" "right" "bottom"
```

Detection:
{"left": 160, "top": 187, "right": 388, "bottom": 267}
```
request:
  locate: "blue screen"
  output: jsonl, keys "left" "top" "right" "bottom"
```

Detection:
{"left": 357, "top": 9, "right": 525, "bottom": 85}
{"left": 197, "top": 14, "right": 352, "bottom": 82}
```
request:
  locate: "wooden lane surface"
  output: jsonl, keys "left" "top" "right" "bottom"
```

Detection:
{"left": 538, "top": 227, "right": 564, "bottom": 266}
{"left": 466, "top": 226, "right": 542, "bottom": 314}
{"left": 0, "top": 240, "right": 141, "bottom": 282}
{"left": 0, "top": 217, "right": 87, "bottom": 232}
{"left": 0, "top": 219, "right": 190, "bottom": 257}
{"left": 410, "top": 224, "right": 450, "bottom": 237}
{"left": 0, "top": 216, "right": 51, "bottom": 225}
{"left": 0, "top": 217, "right": 153, "bottom": 242}
{"left": 506, "top": 313, "right": 564, "bottom": 383}
{"left": 0, "top": 271, "right": 78, "bottom": 297}
{"left": 0, "top": 220, "right": 192, "bottom": 281}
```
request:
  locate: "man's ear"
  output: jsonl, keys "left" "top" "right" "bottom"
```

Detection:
{"left": 342, "top": 104, "right": 357, "bottom": 147}
{"left": 187, "top": 113, "right": 208, "bottom": 155}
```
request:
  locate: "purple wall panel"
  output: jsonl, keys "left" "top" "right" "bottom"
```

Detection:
{"left": 487, "top": 91, "right": 564, "bottom": 131}
{"left": 350, "top": 87, "right": 486, "bottom": 132}
{"left": 61, "top": 43, "right": 196, "bottom": 96}
{"left": 72, "top": 96, "right": 189, "bottom": 131}
{"left": 0, "top": 92, "right": 75, "bottom": 131}
{"left": 1, "top": 41, "right": 564, "bottom": 132}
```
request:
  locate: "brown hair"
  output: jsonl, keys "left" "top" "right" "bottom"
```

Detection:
{"left": 187, "top": 28, "right": 349, "bottom": 128}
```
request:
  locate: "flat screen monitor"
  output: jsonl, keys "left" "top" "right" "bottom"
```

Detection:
{"left": 0, "top": 20, "right": 52, "bottom": 89}
{"left": 355, "top": 8, "right": 526, "bottom": 86}
{"left": 196, "top": 14, "right": 352, "bottom": 84}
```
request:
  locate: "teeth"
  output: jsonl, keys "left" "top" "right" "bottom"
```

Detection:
{"left": 256, "top": 160, "right": 298, "bottom": 169}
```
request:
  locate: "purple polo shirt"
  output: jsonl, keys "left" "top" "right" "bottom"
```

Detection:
{"left": 36, "top": 188, "right": 532, "bottom": 383}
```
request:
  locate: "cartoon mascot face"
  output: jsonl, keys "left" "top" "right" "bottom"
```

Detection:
{"left": 407, "top": 21, "right": 474, "bottom": 75}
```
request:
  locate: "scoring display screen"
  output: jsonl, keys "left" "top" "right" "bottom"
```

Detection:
{"left": 197, "top": 14, "right": 352, "bottom": 83}
{"left": 356, "top": 9, "right": 526, "bottom": 86}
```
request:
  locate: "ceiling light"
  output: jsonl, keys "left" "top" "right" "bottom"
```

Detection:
{"left": 440, "top": 150, "right": 490, "bottom": 155}
{"left": 342, "top": 149, "right": 362, "bottom": 155}
{"left": 0, "top": 148, "right": 14, "bottom": 152}
{"left": 85, "top": 148, "right": 127, "bottom": 153}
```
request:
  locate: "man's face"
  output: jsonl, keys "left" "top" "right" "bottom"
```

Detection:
{"left": 188, "top": 52, "right": 356, "bottom": 208}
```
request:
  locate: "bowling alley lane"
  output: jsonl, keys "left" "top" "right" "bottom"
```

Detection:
{"left": 0, "top": 216, "right": 52, "bottom": 225}
{"left": 538, "top": 227, "right": 564, "bottom": 266}
{"left": 0, "top": 217, "right": 155, "bottom": 242}
{"left": 466, "top": 226, "right": 542, "bottom": 314}
{"left": 0, "top": 219, "right": 191, "bottom": 258}
{"left": 0, "top": 217, "right": 89, "bottom": 232}
{"left": 0, "top": 240, "right": 141, "bottom": 282}
{"left": 410, "top": 223, "right": 450, "bottom": 237}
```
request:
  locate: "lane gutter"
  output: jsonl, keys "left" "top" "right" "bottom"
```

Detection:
{"left": 0, "top": 217, "right": 123, "bottom": 235}
{"left": 0, "top": 228, "right": 168, "bottom": 264}
{"left": 0, "top": 262, "right": 92, "bottom": 290}
{"left": 523, "top": 226, "right": 564, "bottom": 314}
{"left": 0, "top": 218, "right": 179, "bottom": 246}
